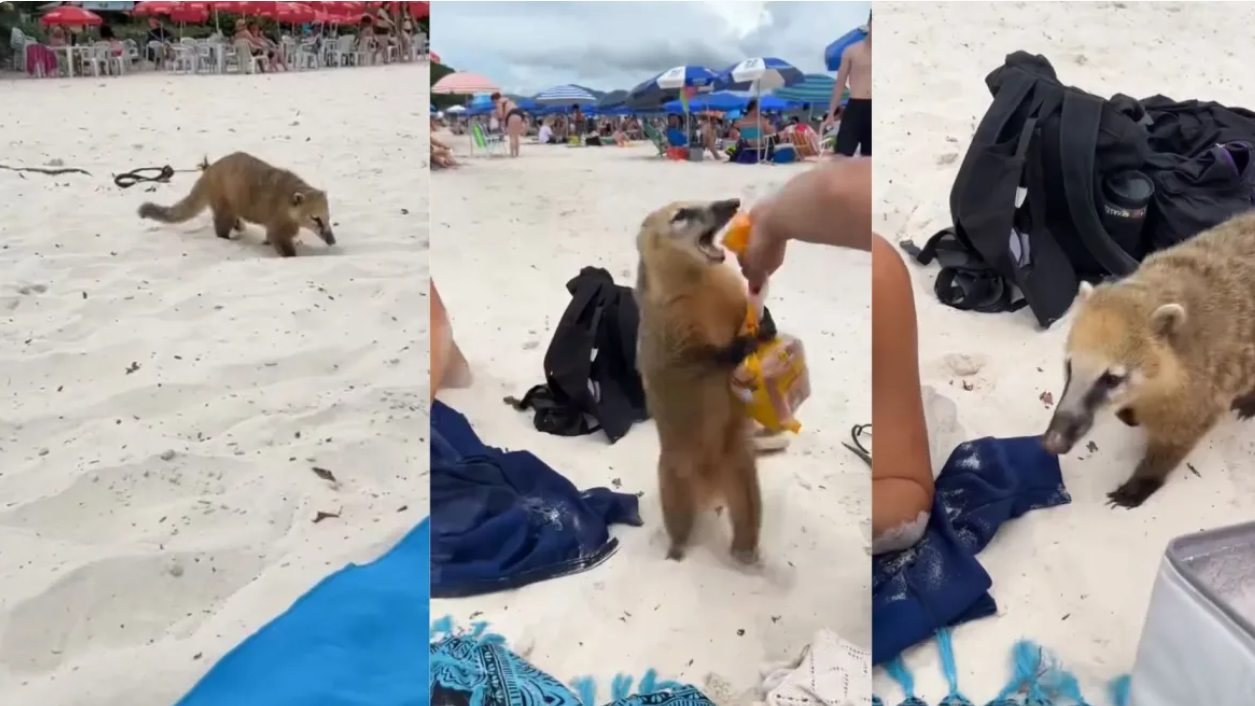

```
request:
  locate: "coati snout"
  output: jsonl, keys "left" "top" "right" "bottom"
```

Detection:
{"left": 648, "top": 198, "right": 740, "bottom": 264}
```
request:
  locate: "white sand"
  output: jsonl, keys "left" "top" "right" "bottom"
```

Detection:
{"left": 0, "top": 65, "right": 428, "bottom": 706}
{"left": 431, "top": 138, "right": 870, "bottom": 701}
{"left": 876, "top": 1, "right": 1255, "bottom": 700}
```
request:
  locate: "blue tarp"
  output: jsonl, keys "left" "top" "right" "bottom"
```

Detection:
{"left": 176, "top": 520, "right": 430, "bottom": 706}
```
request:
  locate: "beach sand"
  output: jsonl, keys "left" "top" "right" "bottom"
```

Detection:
{"left": 431, "top": 137, "right": 870, "bottom": 700}
{"left": 875, "top": 1, "right": 1255, "bottom": 699}
{"left": 0, "top": 65, "right": 428, "bottom": 706}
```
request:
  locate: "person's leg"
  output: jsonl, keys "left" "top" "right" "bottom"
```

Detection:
{"left": 430, "top": 282, "right": 472, "bottom": 401}
{"left": 871, "top": 235, "right": 934, "bottom": 555}
{"left": 834, "top": 103, "right": 860, "bottom": 158}
{"left": 859, "top": 100, "right": 872, "bottom": 157}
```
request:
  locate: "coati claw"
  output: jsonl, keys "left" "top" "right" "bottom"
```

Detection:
{"left": 666, "top": 546, "right": 686, "bottom": 561}
{"left": 1106, "top": 477, "right": 1162, "bottom": 509}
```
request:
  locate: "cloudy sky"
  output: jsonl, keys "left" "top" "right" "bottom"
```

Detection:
{"left": 431, "top": 1, "right": 871, "bottom": 95}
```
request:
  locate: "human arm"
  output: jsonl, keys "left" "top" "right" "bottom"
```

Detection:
{"left": 828, "top": 52, "right": 850, "bottom": 123}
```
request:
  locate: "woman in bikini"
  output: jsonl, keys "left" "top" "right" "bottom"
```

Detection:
{"left": 398, "top": 7, "right": 415, "bottom": 61}
{"left": 491, "top": 92, "right": 525, "bottom": 158}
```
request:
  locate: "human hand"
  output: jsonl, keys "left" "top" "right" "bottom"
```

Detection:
{"left": 738, "top": 199, "right": 788, "bottom": 292}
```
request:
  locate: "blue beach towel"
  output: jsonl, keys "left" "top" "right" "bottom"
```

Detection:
{"left": 431, "top": 400, "right": 643, "bottom": 598}
{"left": 871, "top": 436, "right": 1071, "bottom": 665}
{"left": 431, "top": 634, "right": 715, "bottom": 706}
{"left": 176, "top": 519, "right": 430, "bottom": 706}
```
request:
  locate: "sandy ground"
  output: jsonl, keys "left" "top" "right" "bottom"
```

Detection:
{"left": 0, "top": 65, "right": 428, "bottom": 706}
{"left": 431, "top": 136, "right": 870, "bottom": 700}
{"left": 874, "top": 1, "right": 1255, "bottom": 701}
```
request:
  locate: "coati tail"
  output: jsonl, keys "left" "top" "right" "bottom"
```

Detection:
{"left": 137, "top": 176, "right": 209, "bottom": 224}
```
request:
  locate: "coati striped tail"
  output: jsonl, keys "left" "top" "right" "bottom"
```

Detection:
{"left": 137, "top": 177, "right": 209, "bottom": 224}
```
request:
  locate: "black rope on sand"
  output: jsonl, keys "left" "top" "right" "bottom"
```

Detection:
{"left": 114, "top": 165, "right": 179, "bottom": 189}
{"left": 842, "top": 422, "right": 872, "bottom": 466}
{"left": 0, "top": 163, "right": 92, "bottom": 177}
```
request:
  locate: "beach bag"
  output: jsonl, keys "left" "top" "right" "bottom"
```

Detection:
{"left": 506, "top": 267, "right": 648, "bottom": 444}
{"left": 732, "top": 290, "right": 810, "bottom": 434}
{"left": 903, "top": 52, "right": 1150, "bottom": 328}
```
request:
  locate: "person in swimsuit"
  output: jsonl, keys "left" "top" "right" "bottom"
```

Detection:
{"left": 830, "top": 10, "right": 872, "bottom": 157}
{"left": 492, "top": 92, "right": 525, "bottom": 158}
{"left": 398, "top": 7, "right": 414, "bottom": 61}
{"left": 373, "top": 7, "right": 394, "bottom": 63}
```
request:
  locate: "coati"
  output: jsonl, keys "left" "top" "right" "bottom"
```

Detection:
{"left": 138, "top": 152, "right": 334, "bottom": 258}
{"left": 1042, "top": 210, "right": 1255, "bottom": 509}
{"left": 634, "top": 198, "right": 768, "bottom": 563}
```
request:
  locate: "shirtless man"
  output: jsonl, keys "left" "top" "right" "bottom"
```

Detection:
{"left": 828, "top": 11, "right": 872, "bottom": 157}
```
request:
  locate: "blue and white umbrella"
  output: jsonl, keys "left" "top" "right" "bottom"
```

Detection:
{"left": 717, "top": 57, "right": 805, "bottom": 92}
{"left": 534, "top": 84, "right": 598, "bottom": 106}
{"left": 627, "top": 65, "right": 718, "bottom": 109}
{"left": 826, "top": 27, "right": 868, "bottom": 72}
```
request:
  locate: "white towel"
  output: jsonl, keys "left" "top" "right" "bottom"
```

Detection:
{"left": 763, "top": 630, "right": 872, "bottom": 706}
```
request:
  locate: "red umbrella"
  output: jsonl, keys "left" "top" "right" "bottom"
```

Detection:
{"left": 205, "top": 0, "right": 269, "bottom": 13}
{"left": 390, "top": 1, "right": 427, "bottom": 18}
{"left": 430, "top": 51, "right": 440, "bottom": 64}
{"left": 267, "top": 1, "right": 316, "bottom": 23}
{"left": 133, "top": 1, "right": 180, "bottom": 16}
{"left": 40, "top": 6, "right": 103, "bottom": 26}
{"left": 170, "top": 6, "right": 210, "bottom": 24}
{"left": 322, "top": 1, "right": 363, "bottom": 13}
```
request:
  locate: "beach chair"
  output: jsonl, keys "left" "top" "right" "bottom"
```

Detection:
{"left": 470, "top": 122, "right": 505, "bottom": 157}
{"left": 641, "top": 123, "right": 668, "bottom": 156}
{"left": 788, "top": 129, "right": 820, "bottom": 159}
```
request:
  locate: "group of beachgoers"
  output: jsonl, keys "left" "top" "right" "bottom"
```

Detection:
{"left": 38, "top": 4, "right": 420, "bottom": 76}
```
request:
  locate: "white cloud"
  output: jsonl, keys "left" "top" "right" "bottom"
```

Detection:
{"left": 431, "top": 0, "right": 870, "bottom": 95}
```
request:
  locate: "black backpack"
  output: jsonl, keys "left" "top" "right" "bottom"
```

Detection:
{"left": 902, "top": 52, "right": 1152, "bottom": 328}
{"left": 906, "top": 52, "right": 1255, "bottom": 328}
{"left": 506, "top": 267, "right": 648, "bottom": 444}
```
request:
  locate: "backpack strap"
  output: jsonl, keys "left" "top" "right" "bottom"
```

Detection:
{"left": 1058, "top": 90, "right": 1140, "bottom": 276}
{"left": 901, "top": 228, "right": 1028, "bottom": 314}
{"left": 504, "top": 384, "right": 601, "bottom": 437}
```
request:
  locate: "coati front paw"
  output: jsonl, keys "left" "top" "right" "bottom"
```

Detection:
{"left": 1106, "top": 476, "right": 1163, "bottom": 509}
{"left": 730, "top": 545, "right": 760, "bottom": 565}
{"left": 666, "top": 545, "right": 686, "bottom": 561}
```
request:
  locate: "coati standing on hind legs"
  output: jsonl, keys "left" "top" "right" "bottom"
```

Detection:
{"left": 138, "top": 152, "right": 335, "bottom": 258}
{"left": 1042, "top": 210, "right": 1255, "bottom": 509}
{"left": 635, "top": 198, "right": 771, "bottom": 563}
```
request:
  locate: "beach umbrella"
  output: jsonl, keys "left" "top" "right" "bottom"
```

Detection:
{"left": 268, "top": 1, "right": 316, "bottom": 23}
{"left": 170, "top": 3, "right": 210, "bottom": 24}
{"left": 40, "top": 6, "right": 103, "bottom": 26}
{"left": 533, "top": 84, "right": 597, "bottom": 106}
{"left": 133, "top": 1, "right": 180, "bottom": 15}
{"left": 430, "top": 50, "right": 440, "bottom": 63}
{"left": 626, "top": 65, "right": 717, "bottom": 109}
{"left": 432, "top": 72, "right": 501, "bottom": 95}
{"left": 445, "top": 105, "right": 466, "bottom": 113}
{"left": 718, "top": 57, "right": 804, "bottom": 92}
{"left": 389, "top": 1, "right": 427, "bottom": 18}
{"left": 772, "top": 73, "right": 837, "bottom": 110}
{"left": 826, "top": 26, "right": 867, "bottom": 72}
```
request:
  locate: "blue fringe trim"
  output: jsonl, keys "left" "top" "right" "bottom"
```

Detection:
{"left": 1107, "top": 675, "right": 1131, "bottom": 706}
{"left": 432, "top": 615, "right": 690, "bottom": 706}
{"left": 936, "top": 628, "right": 972, "bottom": 705}
{"left": 885, "top": 656, "right": 917, "bottom": 698}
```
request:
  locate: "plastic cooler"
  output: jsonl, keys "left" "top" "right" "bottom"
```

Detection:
{"left": 1128, "top": 521, "right": 1255, "bottom": 705}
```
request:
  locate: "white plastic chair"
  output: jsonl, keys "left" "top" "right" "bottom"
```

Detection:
{"left": 331, "top": 35, "right": 356, "bottom": 67}
{"left": 233, "top": 39, "right": 266, "bottom": 74}
{"left": 295, "top": 40, "right": 319, "bottom": 70}
{"left": 194, "top": 41, "right": 215, "bottom": 73}
{"left": 81, "top": 43, "right": 110, "bottom": 77}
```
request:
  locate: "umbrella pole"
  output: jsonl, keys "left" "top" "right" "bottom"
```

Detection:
{"left": 756, "top": 82, "right": 763, "bottom": 163}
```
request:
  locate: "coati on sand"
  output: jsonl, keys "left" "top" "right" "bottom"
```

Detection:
{"left": 634, "top": 198, "right": 769, "bottom": 563}
{"left": 138, "top": 152, "right": 334, "bottom": 258}
{"left": 1042, "top": 210, "right": 1255, "bottom": 509}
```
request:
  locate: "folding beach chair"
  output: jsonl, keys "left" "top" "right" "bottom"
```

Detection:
{"left": 470, "top": 122, "right": 505, "bottom": 157}
{"left": 641, "top": 122, "right": 668, "bottom": 157}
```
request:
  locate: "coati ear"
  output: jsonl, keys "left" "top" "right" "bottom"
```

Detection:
{"left": 1150, "top": 303, "right": 1186, "bottom": 338}
{"left": 291, "top": 192, "right": 305, "bottom": 206}
{"left": 1077, "top": 280, "right": 1095, "bottom": 302}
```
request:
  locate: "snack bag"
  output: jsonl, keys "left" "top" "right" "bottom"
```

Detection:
{"left": 731, "top": 291, "right": 811, "bottom": 434}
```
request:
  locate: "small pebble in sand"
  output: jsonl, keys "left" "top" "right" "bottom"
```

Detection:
{"left": 1039, "top": 390, "right": 1054, "bottom": 407}
{"left": 125, "top": 361, "right": 141, "bottom": 375}
{"left": 522, "top": 341, "right": 540, "bottom": 350}
{"left": 936, "top": 153, "right": 959, "bottom": 165}
{"left": 961, "top": 380, "right": 974, "bottom": 391}
{"left": 1086, "top": 440, "right": 1098, "bottom": 453}
{"left": 169, "top": 564, "right": 184, "bottom": 577}
{"left": 159, "top": 449, "right": 176, "bottom": 461}
{"left": 38, "top": 448, "right": 49, "bottom": 457}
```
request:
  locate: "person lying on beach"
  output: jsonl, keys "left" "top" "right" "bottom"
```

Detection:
{"left": 734, "top": 160, "right": 930, "bottom": 553}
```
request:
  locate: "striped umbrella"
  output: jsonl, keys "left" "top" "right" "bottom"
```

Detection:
{"left": 717, "top": 57, "right": 804, "bottom": 92}
{"left": 826, "top": 26, "right": 867, "bottom": 72}
{"left": 773, "top": 74, "right": 838, "bottom": 109}
{"left": 626, "top": 65, "right": 717, "bottom": 110}
{"left": 533, "top": 84, "right": 597, "bottom": 106}
{"left": 432, "top": 72, "right": 501, "bottom": 95}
